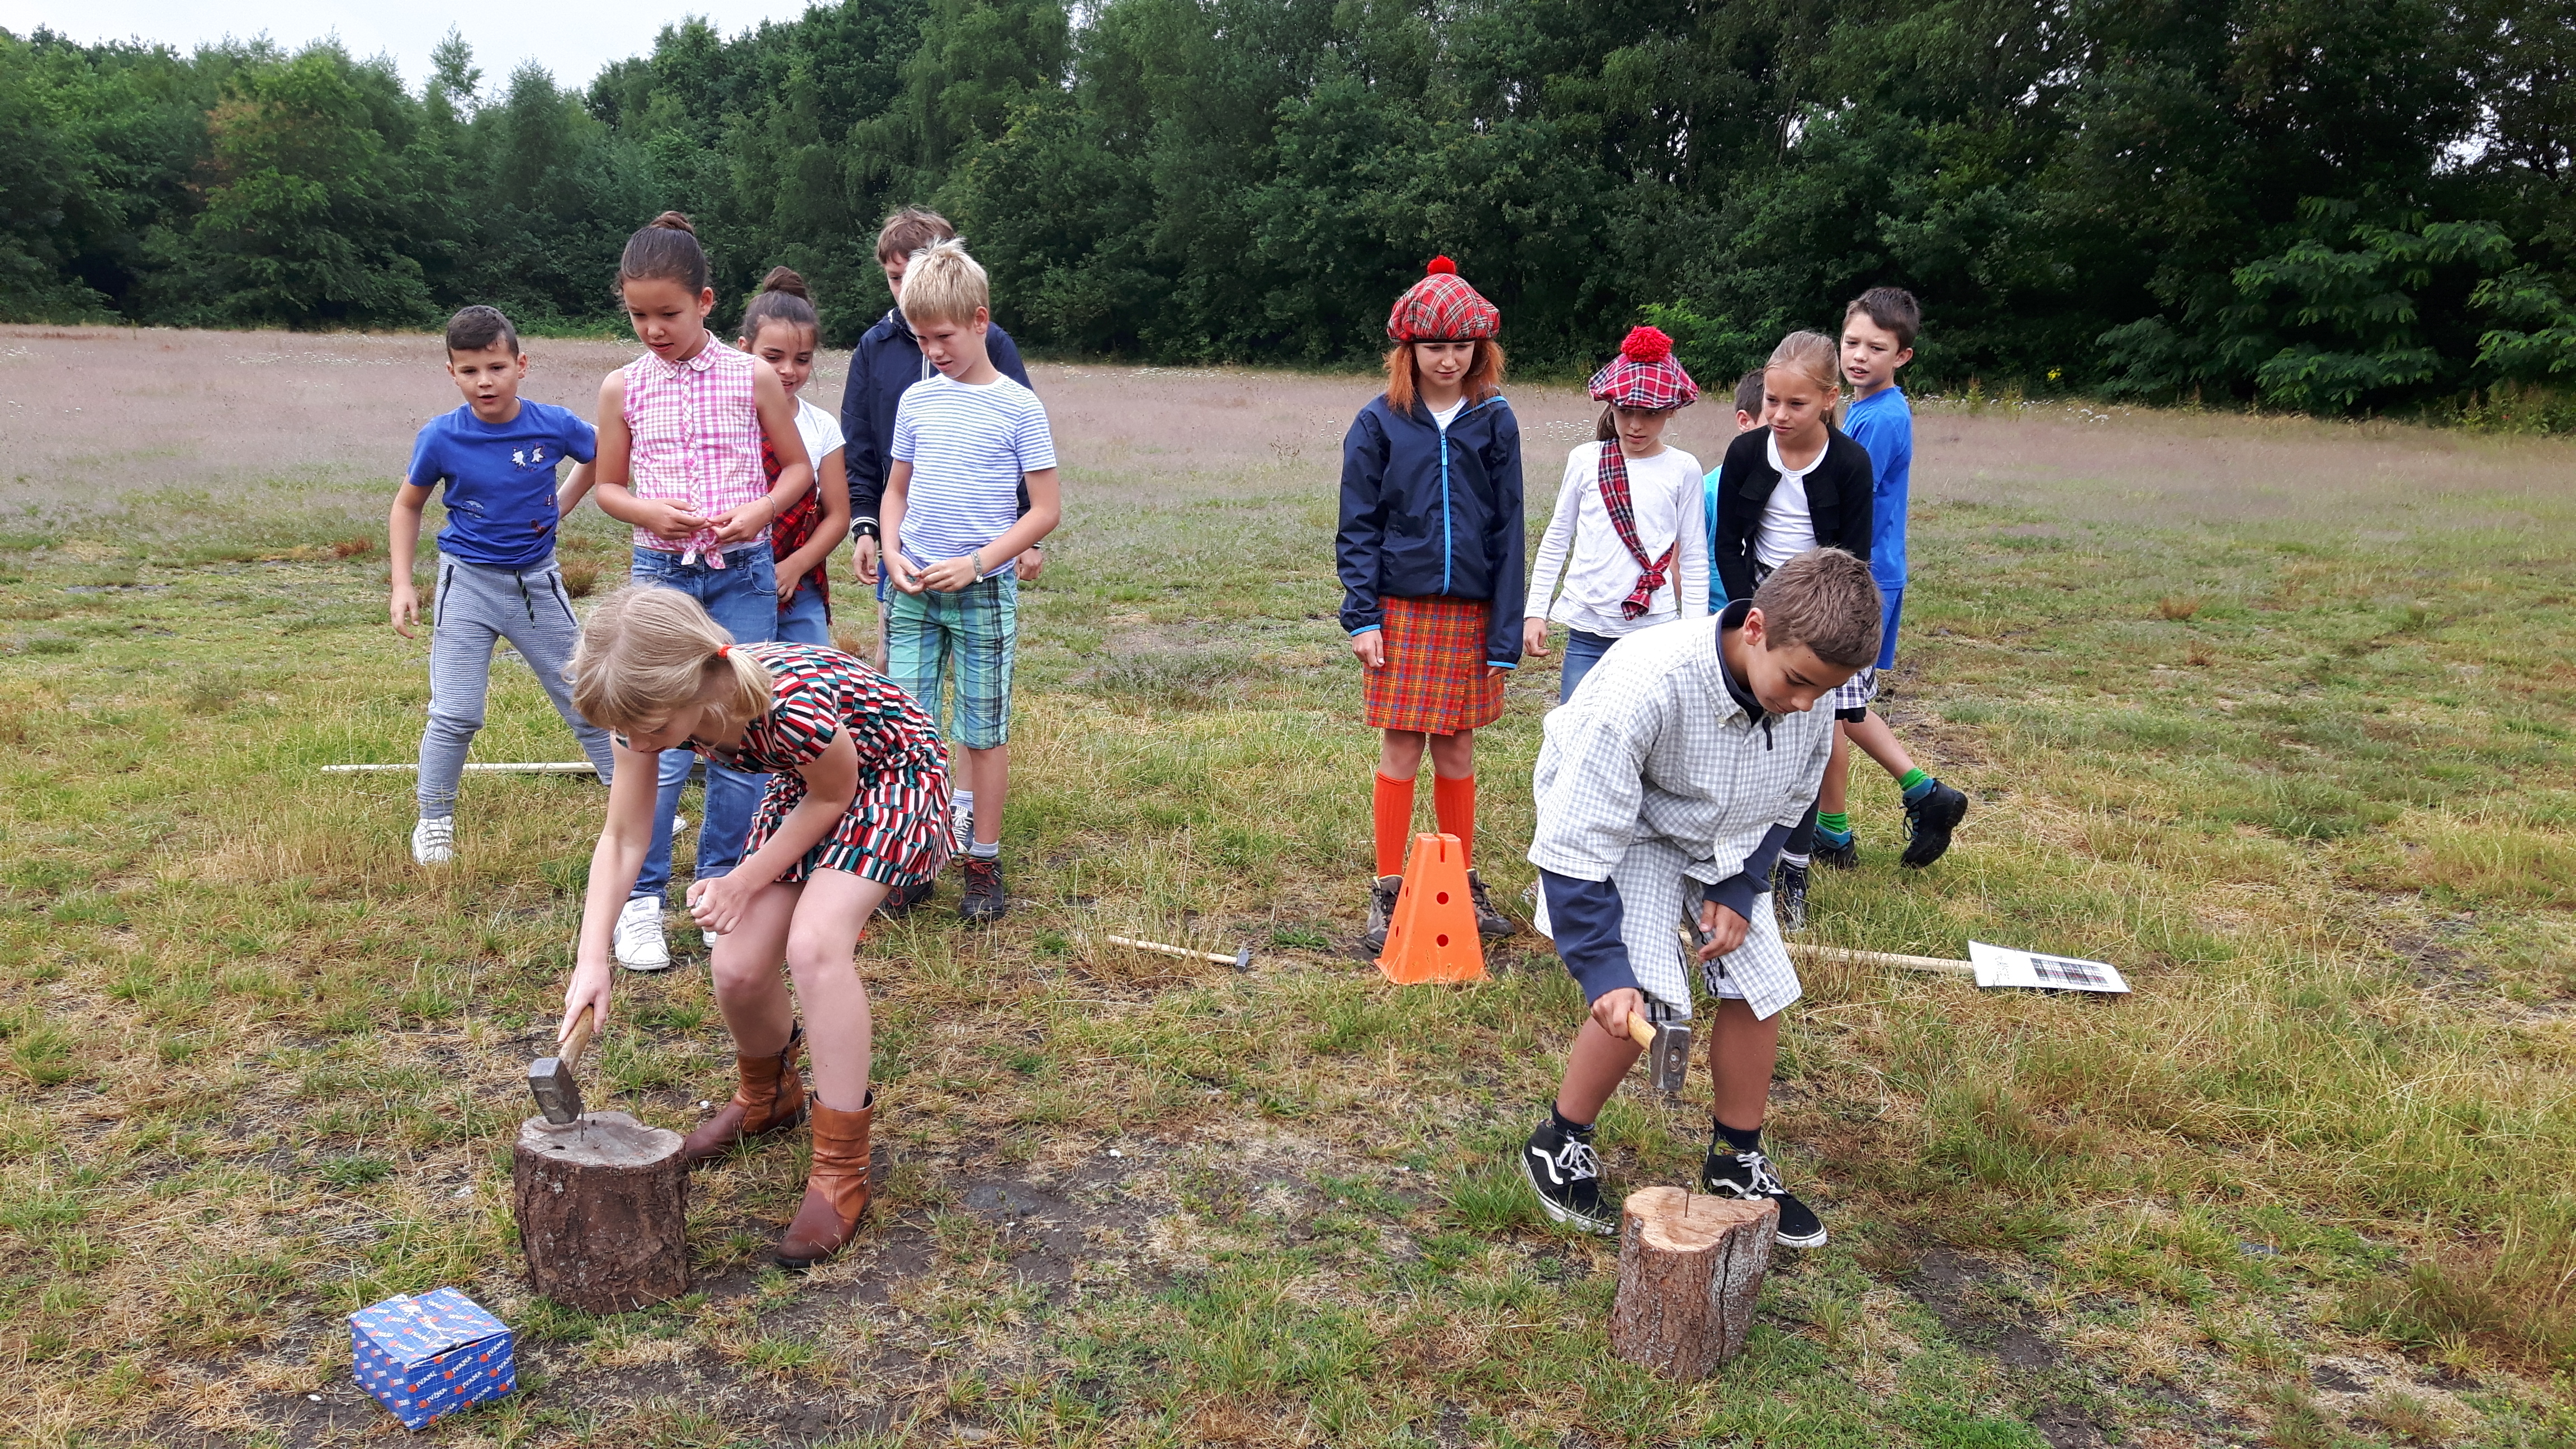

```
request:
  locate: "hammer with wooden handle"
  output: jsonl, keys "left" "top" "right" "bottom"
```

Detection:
{"left": 1625, "top": 1006, "right": 1692, "bottom": 1098}
{"left": 527, "top": 1007, "right": 597, "bottom": 1126}
{"left": 1099, "top": 934, "right": 1254, "bottom": 971}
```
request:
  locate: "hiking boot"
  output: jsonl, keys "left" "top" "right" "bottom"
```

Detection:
{"left": 1812, "top": 834, "right": 1859, "bottom": 870}
{"left": 1466, "top": 869, "right": 1516, "bottom": 938}
{"left": 1522, "top": 1116, "right": 1615, "bottom": 1235}
{"left": 1700, "top": 1145, "right": 1827, "bottom": 1247}
{"left": 879, "top": 878, "right": 935, "bottom": 917}
{"left": 960, "top": 858, "right": 1008, "bottom": 922}
{"left": 410, "top": 816, "right": 455, "bottom": 866}
{"left": 680, "top": 1025, "right": 808, "bottom": 1167}
{"left": 1899, "top": 780, "right": 1971, "bottom": 869}
{"left": 1361, "top": 874, "right": 1402, "bottom": 954}
{"left": 614, "top": 895, "right": 671, "bottom": 972}
{"left": 1773, "top": 860, "right": 1810, "bottom": 934}
{"left": 776, "top": 1092, "right": 873, "bottom": 1270}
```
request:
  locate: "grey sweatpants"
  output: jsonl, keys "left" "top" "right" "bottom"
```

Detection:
{"left": 417, "top": 553, "right": 616, "bottom": 818}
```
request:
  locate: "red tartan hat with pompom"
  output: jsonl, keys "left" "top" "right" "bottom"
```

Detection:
{"left": 1587, "top": 325, "right": 1699, "bottom": 410}
{"left": 1386, "top": 256, "right": 1501, "bottom": 343}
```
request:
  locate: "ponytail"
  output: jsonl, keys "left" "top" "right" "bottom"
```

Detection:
{"left": 618, "top": 211, "right": 711, "bottom": 297}
{"left": 570, "top": 587, "right": 773, "bottom": 732}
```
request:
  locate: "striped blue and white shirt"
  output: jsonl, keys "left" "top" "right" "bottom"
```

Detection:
{"left": 889, "top": 372, "right": 1056, "bottom": 577}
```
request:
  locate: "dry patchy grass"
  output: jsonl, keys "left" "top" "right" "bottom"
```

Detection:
{"left": 1, "top": 326, "right": 2574, "bottom": 1446}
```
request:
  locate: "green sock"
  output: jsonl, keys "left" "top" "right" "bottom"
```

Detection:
{"left": 1898, "top": 768, "right": 1935, "bottom": 803}
{"left": 1816, "top": 811, "right": 1852, "bottom": 840}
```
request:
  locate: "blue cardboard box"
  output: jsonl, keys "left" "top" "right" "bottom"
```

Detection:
{"left": 350, "top": 1287, "right": 515, "bottom": 1430}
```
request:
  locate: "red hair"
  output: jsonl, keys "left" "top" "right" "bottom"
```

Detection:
{"left": 1382, "top": 340, "right": 1508, "bottom": 416}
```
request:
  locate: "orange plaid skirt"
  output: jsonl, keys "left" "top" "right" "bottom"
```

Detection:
{"left": 1362, "top": 595, "right": 1505, "bottom": 735}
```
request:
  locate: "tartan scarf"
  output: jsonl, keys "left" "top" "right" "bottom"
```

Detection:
{"left": 1595, "top": 440, "right": 1673, "bottom": 619}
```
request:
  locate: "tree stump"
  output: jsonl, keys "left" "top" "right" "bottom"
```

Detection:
{"left": 1608, "top": 1186, "right": 1777, "bottom": 1378}
{"left": 512, "top": 1111, "right": 688, "bottom": 1311}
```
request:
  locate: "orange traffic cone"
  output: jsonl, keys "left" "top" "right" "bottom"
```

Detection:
{"left": 1376, "top": 832, "right": 1486, "bottom": 984}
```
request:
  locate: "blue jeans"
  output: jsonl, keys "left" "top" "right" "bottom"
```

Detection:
{"left": 629, "top": 543, "right": 778, "bottom": 902}
{"left": 776, "top": 584, "right": 832, "bottom": 646}
{"left": 1559, "top": 628, "right": 1619, "bottom": 704}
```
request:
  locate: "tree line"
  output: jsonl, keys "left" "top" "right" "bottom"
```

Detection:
{"left": 4, "top": 0, "right": 2573, "bottom": 416}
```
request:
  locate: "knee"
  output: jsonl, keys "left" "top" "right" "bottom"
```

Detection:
{"left": 708, "top": 950, "right": 776, "bottom": 1000}
{"left": 424, "top": 702, "right": 485, "bottom": 737}
{"left": 783, "top": 929, "right": 854, "bottom": 985}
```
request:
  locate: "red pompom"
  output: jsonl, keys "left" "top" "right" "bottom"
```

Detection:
{"left": 1621, "top": 325, "right": 1675, "bottom": 364}
{"left": 1426, "top": 255, "right": 1457, "bottom": 275}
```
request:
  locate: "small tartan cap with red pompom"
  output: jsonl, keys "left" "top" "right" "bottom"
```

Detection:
{"left": 1386, "top": 257, "right": 1501, "bottom": 343}
{"left": 1587, "top": 325, "right": 1699, "bottom": 410}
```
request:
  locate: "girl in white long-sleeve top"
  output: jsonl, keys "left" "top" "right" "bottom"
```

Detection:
{"left": 1523, "top": 326, "right": 1709, "bottom": 703}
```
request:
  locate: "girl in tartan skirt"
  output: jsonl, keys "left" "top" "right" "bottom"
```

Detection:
{"left": 1524, "top": 325, "right": 1712, "bottom": 705}
{"left": 1336, "top": 258, "right": 1526, "bottom": 950}
{"left": 558, "top": 587, "right": 951, "bottom": 1272}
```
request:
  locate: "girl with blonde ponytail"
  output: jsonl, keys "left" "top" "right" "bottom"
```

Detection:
{"left": 560, "top": 588, "right": 951, "bottom": 1270}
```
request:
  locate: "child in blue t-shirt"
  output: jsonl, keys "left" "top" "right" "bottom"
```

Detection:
{"left": 1810, "top": 287, "right": 1967, "bottom": 872}
{"left": 388, "top": 306, "right": 619, "bottom": 866}
{"left": 1704, "top": 368, "right": 1769, "bottom": 612}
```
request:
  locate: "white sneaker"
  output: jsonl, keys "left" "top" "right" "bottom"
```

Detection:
{"left": 674, "top": 816, "right": 691, "bottom": 834}
{"left": 614, "top": 895, "right": 672, "bottom": 972}
{"left": 949, "top": 798, "right": 974, "bottom": 853}
{"left": 411, "top": 816, "right": 455, "bottom": 866}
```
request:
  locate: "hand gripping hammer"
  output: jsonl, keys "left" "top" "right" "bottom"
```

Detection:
{"left": 527, "top": 1006, "right": 598, "bottom": 1126}
{"left": 1623, "top": 1002, "right": 1691, "bottom": 1099}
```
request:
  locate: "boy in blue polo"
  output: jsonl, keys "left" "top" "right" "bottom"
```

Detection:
{"left": 1808, "top": 287, "right": 1967, "bottom": 873}
{"left": 389, "top": 305, "right": 617, "bottom": 865}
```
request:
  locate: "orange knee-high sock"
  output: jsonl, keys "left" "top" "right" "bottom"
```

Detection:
{"left": 1433, "top": 773, "right": 1476, "bottom": 865}
{"left": 1372, "top": 772, "right": 1416, "bottom": 879}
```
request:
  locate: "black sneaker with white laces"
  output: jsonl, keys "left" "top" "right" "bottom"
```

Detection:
{"left": 1523, "top": 1116, "right": 1616, "bottom": 1235}
{"left": 1700, "top": 1146, "right": 1827, "bottom": 1247}
{"left": 1772, "top": 860, "right": 1810, "bottom": 933}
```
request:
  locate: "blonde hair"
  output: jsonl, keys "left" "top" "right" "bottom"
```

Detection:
{"left": 898, "top": 238, "right": 989, "bottom": 328}
{"left": 1765, "top": 330, "right": 1841, "bottom": 401}
{"left": 570, "top": 588, "right": 773, "bottom": 733}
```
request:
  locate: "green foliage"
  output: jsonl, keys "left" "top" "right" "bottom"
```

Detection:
{"left": 3, "top": 0, "right": 2573, "bottom": 411}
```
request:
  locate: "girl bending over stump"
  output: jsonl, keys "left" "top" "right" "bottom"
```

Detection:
{"left": 558, "top": 587, "right": 950, "bottom": 1268}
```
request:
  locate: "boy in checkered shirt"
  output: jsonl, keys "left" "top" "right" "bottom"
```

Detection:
{"left": 1519, "top": 547, "right": 1883, "bottom": 1246}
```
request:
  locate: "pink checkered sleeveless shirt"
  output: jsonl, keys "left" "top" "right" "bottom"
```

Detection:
{"left": 621, "top": 341, "right": 766, "bottom": 561}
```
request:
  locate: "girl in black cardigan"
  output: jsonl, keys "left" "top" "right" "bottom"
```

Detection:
{"left": 1711, "top": 331, "right": 1873, "bottom": 930}
{"left": 1711, "top": 332, "right": 1873, "bottom": 604}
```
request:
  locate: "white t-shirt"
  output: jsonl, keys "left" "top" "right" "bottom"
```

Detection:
{"left": 792, "top": 396, "right": 844, "bottom": 468}
{"left": 889, "top": 372, "right": 1056, "bottom": 577}
{"left": 1524, "top": 442, "right": 1710, "bottom": 636}
{"left": 1753, "top": 429, "right": 1825, "bottom": 571}
{"left": 1429, "top": 399, "right": 1465, "bottom": 430}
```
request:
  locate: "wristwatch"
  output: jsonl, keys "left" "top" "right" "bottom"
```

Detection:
{"left": 970, "top": 549, "right": 987, "bottom": 575}
{"left": 851, "top": 518, "right": 880, "bottom": 540}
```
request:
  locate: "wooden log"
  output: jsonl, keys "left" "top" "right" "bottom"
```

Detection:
{"left": 1608, "top": 1186, "right": 1777, "bottom": 1378}
{"left": 512, "top": 1111, "right": 689, "bottom": 1311}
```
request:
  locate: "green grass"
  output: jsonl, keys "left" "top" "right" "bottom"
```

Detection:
{"left": 0, "top": 388, "right": 2573, "bottom": 1446}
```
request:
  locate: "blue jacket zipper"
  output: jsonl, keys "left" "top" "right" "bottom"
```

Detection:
{"left": 1436, "top": 396, "right": 1495, "bottom": 598}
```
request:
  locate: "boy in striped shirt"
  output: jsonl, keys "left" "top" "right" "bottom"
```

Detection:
{"left": 878, "top": 239, "right": 1062, "bottom": 922}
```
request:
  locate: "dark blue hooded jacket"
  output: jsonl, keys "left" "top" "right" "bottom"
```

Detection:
{"left": 1335, "top": 392, "right": 1527, "bottom": 669}
{"left": 838, "top": 308, "right": 1033, "bottom": 524}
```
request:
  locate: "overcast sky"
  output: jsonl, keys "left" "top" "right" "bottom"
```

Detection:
{"left": 0, "top": 2, "right": 821, "bottom": 94}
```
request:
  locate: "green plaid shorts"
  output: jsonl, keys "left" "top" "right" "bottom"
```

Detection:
{"left": 885, "top": 571, "right": 1019, "bottom": 749}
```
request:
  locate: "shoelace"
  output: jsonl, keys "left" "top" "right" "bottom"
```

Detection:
{"left": 418, "top": 820, "right": 453, "bottom": 845}
{"left": 1727, "top": 1149, "right": 1787, "bottom": 1197}
{"left": 1541, "top": 1137, "right": 1602, "bottom": 1185}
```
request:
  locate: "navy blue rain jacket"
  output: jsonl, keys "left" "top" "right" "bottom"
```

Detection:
{"left": 1336, "top": 392, "right": 1527, "bottom": 669}
{"left": 837, "top": 309, "right": 1033, "bottom": 523}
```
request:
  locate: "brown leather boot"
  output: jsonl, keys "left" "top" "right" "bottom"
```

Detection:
{"left": 679, "top": 1024, "right": 807, "bottom": 1167}
{"left": 776, "top": 1092, "right": 872, "bottom": 1270}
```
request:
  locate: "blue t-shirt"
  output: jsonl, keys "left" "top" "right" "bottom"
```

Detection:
{"left": 404, "top": 401, "right": 598, "bottom": 570}
{"left": 1844, "top": 386, "right": 1913, "bottom": 590}
{"left": 1703, "top": 467, "right": 1726, "bottom": 613}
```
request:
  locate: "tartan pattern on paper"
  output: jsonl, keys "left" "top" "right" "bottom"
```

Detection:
{"left": 350, "top": 1288, "right": 515, "bottom": 1430}
{"left": 1526, "top": 614, "right": 1835, "bottom": 1020}
{"left": 622, "top": 343, "right": 767, "bottom": 561}
{"left": 689, "top": 642, "right": 954, "bottom": 889}
{"left": 1362, "top": 595, "right": 1505, "bottom": 735}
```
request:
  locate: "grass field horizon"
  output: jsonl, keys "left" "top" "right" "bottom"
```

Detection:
{"left": 2, "top": 324, "right": 2574, "bottom": 1448}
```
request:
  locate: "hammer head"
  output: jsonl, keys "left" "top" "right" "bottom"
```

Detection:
{"left": 1644, "top": 1020, "right": 1692, "bottom": 1097}
{"left": 527, "top": 1053, "right": 585, "bottom": 1125}
{"left": 1232, "top": 944, "right": 1254, "bottom": 972}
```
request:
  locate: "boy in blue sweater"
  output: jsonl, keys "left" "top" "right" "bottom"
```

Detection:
{"left": 1810, "top": 287, "right": 1967, "bottom": 872}
{"left": 388, "top": 306, "right": 618, "bottom": 865}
